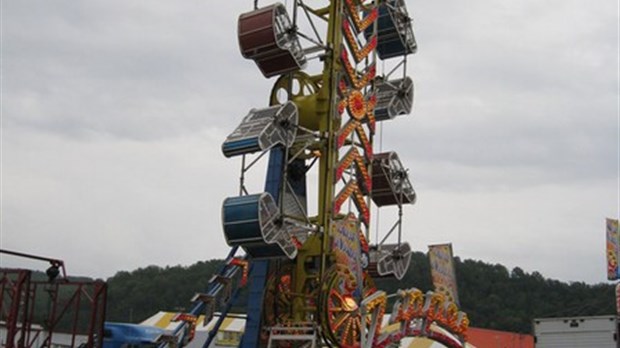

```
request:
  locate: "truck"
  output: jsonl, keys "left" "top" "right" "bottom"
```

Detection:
{"left": 533, "top": 315, "right": 619, "bottom": 348}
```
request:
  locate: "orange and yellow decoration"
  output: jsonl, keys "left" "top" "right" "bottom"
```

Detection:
{"left": 374, "top": 290, "right": 469, "bottom": 348}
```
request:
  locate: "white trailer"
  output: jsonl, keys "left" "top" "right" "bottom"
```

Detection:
{"left": 534, "top": 315, "right": 619, "bottom": 348}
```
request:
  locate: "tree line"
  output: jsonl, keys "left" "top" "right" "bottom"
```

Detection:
{"left": 104, "top": 253, "right": 615, "bottom": 334}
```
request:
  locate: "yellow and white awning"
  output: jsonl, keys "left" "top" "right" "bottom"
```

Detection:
{"left": 141, "top": 311, "right": 245, "bottom": 333}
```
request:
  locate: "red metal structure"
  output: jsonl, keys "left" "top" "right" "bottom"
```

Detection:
{"left": 467, "top": 327, "right": 534, "bottom": 348}
{"left": 0, "top": 249, "right": 107, "bottom": 348}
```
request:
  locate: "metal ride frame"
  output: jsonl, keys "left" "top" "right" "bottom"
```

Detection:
{"left": 171, "top": 1, "right": 470, "bottom": 348}
{"left": 0, "top": 249, "right": 107, "bottom": 348}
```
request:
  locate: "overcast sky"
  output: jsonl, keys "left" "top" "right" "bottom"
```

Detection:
{"left": 1, "top": 1, "right": 618, "bottom": 285}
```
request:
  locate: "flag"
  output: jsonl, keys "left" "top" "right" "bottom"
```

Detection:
{"left": 428, "top": 243, "right": 459, "bottom": 305}
{"left": 607, "top": 218, "right": 619, "bottom": 280}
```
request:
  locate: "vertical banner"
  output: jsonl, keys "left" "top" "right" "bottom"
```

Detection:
{"left": 607, "top": 218, "right": 620, "bottom": 280}
{"left": 428, "top": 243, "right": 460, "bottom": 306}
{"left": 332, "top": 213, "right": 364, "bottom": 294}
{"left": 616, "top": 283, "right": 620, "bottom": 315}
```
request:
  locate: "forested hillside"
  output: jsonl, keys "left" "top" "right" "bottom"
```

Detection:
{"left": 105, "top": 253, "right": 615, "bottom": 334}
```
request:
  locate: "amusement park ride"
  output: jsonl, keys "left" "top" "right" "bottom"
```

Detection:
{"left": 170, "top": 0, "right": 470, "bottom": 348}
{"left": 0, "top": 1, "right": 470, "bottom": 347}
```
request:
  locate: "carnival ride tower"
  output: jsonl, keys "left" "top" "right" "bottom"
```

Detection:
{"left": 193, "top": 1, "right": 470, "bottom": 348}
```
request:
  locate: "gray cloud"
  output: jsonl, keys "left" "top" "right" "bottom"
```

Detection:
{"left": 378, "top": 0, "right": 619, "bottom": 190}
{"left": 3, "top": 1, "right": 270, "bottom": 140}
{"left": 1, "top": 0, "right": 618, "bottom": 285}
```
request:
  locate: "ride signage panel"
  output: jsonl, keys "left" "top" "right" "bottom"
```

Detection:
{"left": 428, "top": 243, "right": 460, "bottom": 306}
{"left": 332, "top": 213, "right": 364, "bottom": 292}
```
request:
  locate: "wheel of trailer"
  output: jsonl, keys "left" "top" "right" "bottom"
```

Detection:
{"left": 320, "top": 266, "right": 377, "bottom": 348}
